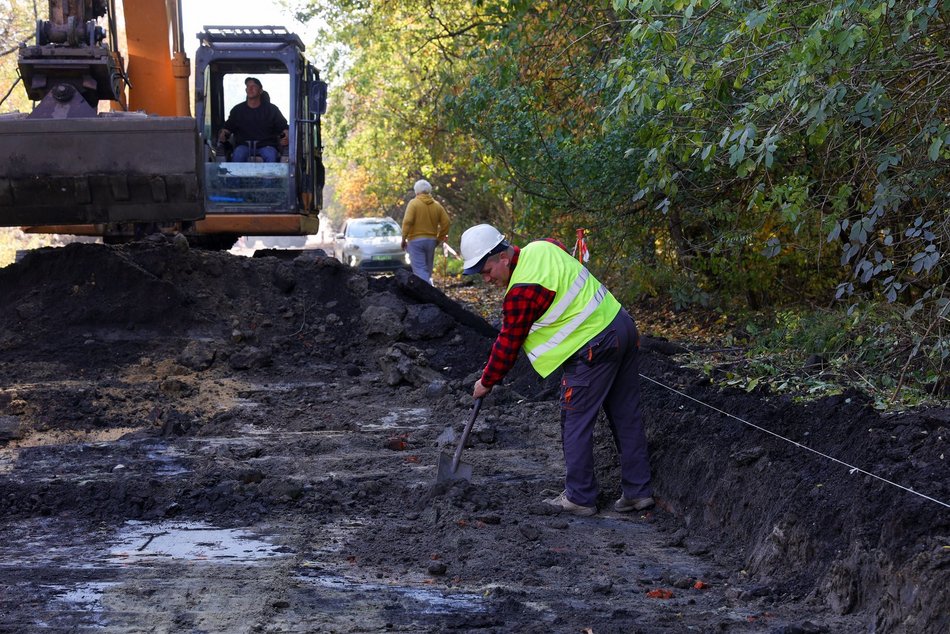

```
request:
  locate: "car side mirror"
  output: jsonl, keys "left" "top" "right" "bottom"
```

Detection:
{"left": 335, "top": 233, "right": 344, "bottom": 240}
{"left": 311, "top": 81, "right": 328, "bottom": 115}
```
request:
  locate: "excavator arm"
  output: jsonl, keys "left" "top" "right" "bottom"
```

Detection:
{"left": 0, "top": 0, "right": 202, "bottom": 227}
{"left": 124, "top": 0, "right": 191, "bottom": 116}
{"left": 18, "top": 0, "right": 121, "bottom": 113}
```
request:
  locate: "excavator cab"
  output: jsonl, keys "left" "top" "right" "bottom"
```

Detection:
{"left": 191, "top": 27, "right": 327, "bottom": 243}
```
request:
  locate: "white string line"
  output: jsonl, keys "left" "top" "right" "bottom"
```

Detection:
{"left": 639, "top": 373, "right": 950, "bottom": 510}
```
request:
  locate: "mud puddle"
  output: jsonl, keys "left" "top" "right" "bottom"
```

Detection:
{"left": 0, "top": 518, "right": 292, "bottom": 632}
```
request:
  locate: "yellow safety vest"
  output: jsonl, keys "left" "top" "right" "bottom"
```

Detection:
{"left": 508, "top": 241, "right": 621, "bottom": 377}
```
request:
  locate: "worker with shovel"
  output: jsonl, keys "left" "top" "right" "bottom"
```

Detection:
{"left": 461, "top": 224, "right": 653, "bottom": 517}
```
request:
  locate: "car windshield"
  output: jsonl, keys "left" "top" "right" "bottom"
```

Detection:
{"left": 347, "top": 222, "right": 399, "bottom": 238}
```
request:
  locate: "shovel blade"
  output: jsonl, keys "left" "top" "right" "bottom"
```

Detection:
{"left": 436, "top": 450, "right": 473, "bottom": 483}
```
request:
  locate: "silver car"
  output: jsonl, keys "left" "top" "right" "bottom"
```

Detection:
{"left": 333, "top": 217, "right": 409, "bottom": 271}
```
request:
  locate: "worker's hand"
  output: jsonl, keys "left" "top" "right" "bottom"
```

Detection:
{"left": 401, "top": 239, "right": 407, "bottom": 250}
{"left": 279, "top": 129, "right": 289, "bottom": 146}
{"left": 473, "top": 379, "right": 492, "bottom": 399}
{"left": 218, "top": 129, "right": 230, "bottom": 143}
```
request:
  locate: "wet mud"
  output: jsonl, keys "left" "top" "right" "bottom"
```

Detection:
{"left": 0, "top": 240, "right": 946, "bottom": 633}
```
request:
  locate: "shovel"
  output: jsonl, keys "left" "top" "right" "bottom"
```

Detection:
{"left": 436, "top": 397, "right": 483, "bottom": 483}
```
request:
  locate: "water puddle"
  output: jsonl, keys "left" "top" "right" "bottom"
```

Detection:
{"left": 0, "top": 519, "right": 290, "bottom": 630}
{"left": 49, "top": 581, "right": 117, "bottom": 628}
{"left": 143, "top": 444, "right": 189, "bottom": 476}
{"left": 359, "top": 407, "right": 430, "bottom": 431}
{"left": 107, "top": 521, "right": 288, "bottom": 565}
{"left": 58, "top": 581, "right": 118, "bottom": 608}
{"left": 300, "top": 573, "right": 488, "bottom": 615}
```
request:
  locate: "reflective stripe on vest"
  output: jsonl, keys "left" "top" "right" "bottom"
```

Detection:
{"left": 526, "top": 282, "right": 609, "bottom": 362}
{"left": 530, "top": 268, "right": 589, "bottom": 332}
{"left": 508, "top": 241, "right": 621, "bottom": 378}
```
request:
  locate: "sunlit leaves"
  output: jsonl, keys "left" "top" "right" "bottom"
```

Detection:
{"left": 295, "top": 0, "right": 503, "bottom": 226}
{"left": 603, "top": 0, "right": 947, "bottom": 318}
{"left": 0, "top": 0, "right": 43, "bottom": 113}
{"left": 302, "top": 0, "right": 947, "bottom": 367}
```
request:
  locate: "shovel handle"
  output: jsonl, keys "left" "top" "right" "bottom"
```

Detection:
{"left": 451, "top": 397, "right": 483, "bottom": 472}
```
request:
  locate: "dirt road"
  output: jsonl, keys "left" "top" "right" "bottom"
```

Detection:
{"left": 0, "top": 240, "right": 946, "bottom": 632}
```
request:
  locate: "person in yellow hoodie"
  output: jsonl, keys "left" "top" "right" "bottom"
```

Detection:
{"left": 401, "top": 179, "right": 450, "bottom": 285}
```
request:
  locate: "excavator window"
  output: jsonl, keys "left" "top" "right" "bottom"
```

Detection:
{"left": 213, "top": 72, "right": 290, "bottom": 161}
{"left": 204, "top": 71, "right": 293, "bottom": 210}
{"left": 193, "top": 27, "right": 321, "bottom": 215}
{"left": 221, "top": 73, "right": 290, "bottom": 118}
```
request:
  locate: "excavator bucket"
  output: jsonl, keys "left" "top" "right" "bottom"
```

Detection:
{"left": 0, "top": 114, "right": 203, "bottom": 227}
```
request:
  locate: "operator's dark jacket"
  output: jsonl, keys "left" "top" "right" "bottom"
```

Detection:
{"left": 223, "top": 99, "right": 287, "bottom": 149}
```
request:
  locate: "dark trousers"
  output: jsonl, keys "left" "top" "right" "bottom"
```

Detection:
{"left": 559, "top": 309, "right": 652, "bottom": 506}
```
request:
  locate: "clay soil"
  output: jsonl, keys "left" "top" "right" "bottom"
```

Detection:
{"left": 0, "top": 240, "right": 947, "bottom": 633}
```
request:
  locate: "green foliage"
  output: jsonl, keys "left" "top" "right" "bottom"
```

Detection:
{"left": 688, "top": 298, "right": 949, "bottom": 409}
{"left": 438, "top": 251, "right": 465, "bottom": 277}
{"left": 605, "top": 0, "right": 947, "bottom": 313}
{"left": 289, "top": 0, "right": 508, "bottom": 236}
{"left": 297, "top": 0, "right": 947, "bottom": 400}
{"left": 0, "top": 0, "right": 43, "bottom": 113}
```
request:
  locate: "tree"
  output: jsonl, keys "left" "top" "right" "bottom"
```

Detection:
{"left": 290, "top": 0, "right": 511, "bottom": 232}
{"left": 0, "top": 0, "right": 41, "bottom": 114}
{"left": 296, "top": 0, "right": 947, "bottom": 327}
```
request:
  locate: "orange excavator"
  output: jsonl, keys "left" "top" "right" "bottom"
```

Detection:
{"left": 0, "top": 0, "right": 326, "bottom": 248}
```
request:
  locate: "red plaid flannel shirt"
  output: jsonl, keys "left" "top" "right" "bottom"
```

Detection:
{"left": 480, "top": 240, "right": 567, "bottom": 387}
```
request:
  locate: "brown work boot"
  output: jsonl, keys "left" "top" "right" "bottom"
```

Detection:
{"left": 543, "top": 491, "right": 596, "bottom": 517}
{"left": 614, "top": 495, "right": 655, "bottom": 512}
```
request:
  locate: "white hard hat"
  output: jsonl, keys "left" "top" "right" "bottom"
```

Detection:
{"left": 460, "top": 224, "right": 507, "bottom": 274}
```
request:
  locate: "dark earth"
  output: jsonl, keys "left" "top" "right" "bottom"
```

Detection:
{"left": 0, "top": 239, "right": 947, "bottom": 633}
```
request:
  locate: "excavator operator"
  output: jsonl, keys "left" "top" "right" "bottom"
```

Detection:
{"left": 217, "top": 77, "right": 289, "bottom": 163}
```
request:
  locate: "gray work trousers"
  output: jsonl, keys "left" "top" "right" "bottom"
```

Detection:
{"left": 558, "top": 309, "right": 652, "bottom": 506}
{"left": 406, "top": 238, "right": 437, "bottom": 285}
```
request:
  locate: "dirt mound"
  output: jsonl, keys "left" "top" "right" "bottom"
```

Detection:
{"left": 1, "top": 242, "right": 186, "bottom": 328}
{"left": 0, "top": 240, "right": 946, "bottom": 632}
{"left": 0, "top": 239, "right": 493, "bottom": 377}
{"left": 633, "top": 352, "right": 949, "bottom": 631}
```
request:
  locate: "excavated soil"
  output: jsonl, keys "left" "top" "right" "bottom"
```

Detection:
{"left": 0, "top": 239, "right": 947, "bottom": 633}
